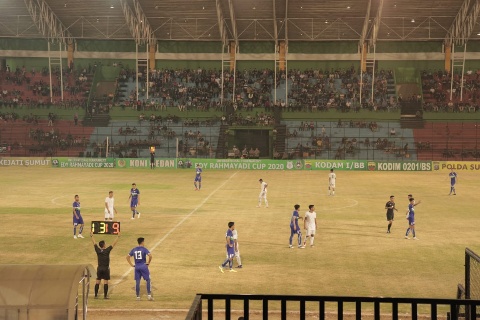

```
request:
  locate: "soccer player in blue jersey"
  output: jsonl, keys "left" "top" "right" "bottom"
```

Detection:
{"left": 127, "top": 237, "right": 153, "bottom": 301}
{"left": 289, "top": 204, "right": 304, "bottom": 249}
{"left": 449, "top": 169, "right": 458, "bottom": 195}
{"left": 219, "top": 222, "right": 237, "bottom": 273}
{"left": 128, "top": 183, "right": 141, "bottom": 219}
{"left": 405, "top": 197, "right": 421, "bottom": 240}
{"left": 73, "top": 194, "right": 85, "bottom": 239}
{"left": 194, "top": 164, "right": 202, "bottom": 190}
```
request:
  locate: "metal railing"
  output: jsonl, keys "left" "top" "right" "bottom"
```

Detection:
{"left": 186, "top": 294, "right": 480, "bottom": 320}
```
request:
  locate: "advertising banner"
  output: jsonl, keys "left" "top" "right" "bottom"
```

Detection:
{"left": 367, "top": 161, "right": 432, "bottom": 171}
{"left": 177, "top": 159, "right": 305, "bottom": 170}
{"left": 0, "top": 157, "right": 51, "bottom": 167}
{"left": 51, "top": 157, "right": 115, "bottom": 168}
{"left": 432, "top": 161, "right": 480, "bottom": 171}
{"left": 303, "top": 160, "right": 367, "bottom": 171}
{"left": 116, "top": 158, "right": 176, "bottom": 169}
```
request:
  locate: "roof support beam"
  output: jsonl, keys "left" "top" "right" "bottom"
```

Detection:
{"left": 273, "top": 0, "right": 278, "bottom": 47}
{"left": 120, "top": 0, "right": 156, "bottom": 45}
{"left": 215, "top": 0, "right": 227, "bottom": 46}
{"left": 285, "top": 0, "right": 289, "bottom": 46}
{"left": 370, "top": 0, "right": 384, "bottom": 46}
{"left": 23, "top": 0, "right": 72, "bottom": 44}
{"left": 359, "top": 0, "right": 372, "bottom": 47}
{"left": 446, "top": 0, "right": 480, "bottom": 46}
{"left": 227, "top": 0, "right": 238, "bottom": 48}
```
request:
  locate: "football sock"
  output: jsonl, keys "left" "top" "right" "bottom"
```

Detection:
{"left": 132, "top": 210, "right": 135, "bottom": 218}
{"left": 298, "top": 232, "right": 302, "bottom": 246}
{"left": 221, "top": 258, "right": 229, "bottom": 268}
{"left": 412, "top": 229, "right": 416, "bottom": 237}
{"left": 229, "top": 259, "right": 233, "bottom": 269}
{"left": 199, "top": 183, "right": 201, "bottom": 190}
{"left": 135, "top": 280, "right": 141, "bottom": 296}
{"left": 146, "top": 279, "right": 151, "bottom": 294}
{"left": 194, "top": 183, "right": 197, "bottom": 189}
{"left": 332, "top": 191, "right": 335, "bottom": 195}
{"left": 405, "top": 228, "right": 410, "bottom": 236}
{"left": 94, "top": 284, "right": 99, "bottom": 296}
{"left": 73, "top": 227, "right": 76, "bottom": 235}
{"left": 388, "top": 223, "right": 392, "bottom": 232}
{"left": 289, "top": 233, "right": 294, "bottom": 245}
{"left": 310, "top": 237, "right": 314, "bottom": 246}
{"left": 104, "top": 284, "right": 108, "bottom": 297}
{"left": 236, "top": 255, "right": 242, "bottom": 266}
{"left": 79, "top": 226, "right": 84, "bottom": 234}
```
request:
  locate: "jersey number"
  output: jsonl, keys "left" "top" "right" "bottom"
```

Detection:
{"left": 134, "top": 251, "right": 143, "bottom": 260}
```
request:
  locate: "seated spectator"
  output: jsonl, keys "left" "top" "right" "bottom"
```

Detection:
{"left": 242, "top": 146, "right": 248, "bottom": 158}
{"left": 253, "top": 148, "right": 260, "bottom": 158}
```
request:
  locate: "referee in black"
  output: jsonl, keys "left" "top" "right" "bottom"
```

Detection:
{"left": 385, "top": 195, "right": 398, "bottom": 234}
{"left": 90, "top": 231, "right": 120, "bottom": 299}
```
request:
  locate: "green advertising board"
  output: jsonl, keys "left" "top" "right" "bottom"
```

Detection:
{"left": 177, "top": 159, "right": 305, "bottom": 170}
{"left": 0, "top": 157, "right": 51, "bottom": 167}
{"left": 47, "top": 157, "right": 432, "bottom": 171}
{"left": 303, "top": 160, "right": 367, "bottom": 171}
{"left": 116, "top": 158, "right": 177, "bottom": 168}
{"left": 366, "top": 161, "right": 432, "bottom": 171}
{"left": 51, "top": 157, "right": 115, "bottom": 168}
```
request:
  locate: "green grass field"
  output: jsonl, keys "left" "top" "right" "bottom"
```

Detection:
{"left": 0, "top": 167, "right": 479, "bottom": 317}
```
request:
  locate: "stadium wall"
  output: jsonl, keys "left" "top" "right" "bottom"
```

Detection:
{"left": 5, "top": 38, "right": 480, "bottom": 70}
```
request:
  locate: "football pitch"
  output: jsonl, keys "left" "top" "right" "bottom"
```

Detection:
{"left": 0, "top": 166, "right": 479, "bottom": 317}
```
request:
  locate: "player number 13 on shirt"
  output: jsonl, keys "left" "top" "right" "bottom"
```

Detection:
{"left": 91, "top": 221, "right": 121, "bottom": 234}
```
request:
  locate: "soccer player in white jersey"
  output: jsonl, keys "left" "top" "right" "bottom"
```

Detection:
{"left": 104, "top": 191, "right": 117, "bottom": 221}
{"left": 303, "top": 205, "right": 317, "bottom": 247}
{"left": 328, "top": 169, "right": 336, "bottom": 196}
{"left": 231, "top": 229, "right": 242, "bottom": 268}
{"left": 257, "top": 178, "right": 268, "bottom": 208}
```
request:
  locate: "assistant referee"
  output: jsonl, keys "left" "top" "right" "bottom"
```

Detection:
{"left": 90, "top": 231, "right": 120, "bottom": 299}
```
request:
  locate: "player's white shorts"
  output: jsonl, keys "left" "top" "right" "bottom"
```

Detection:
{"left": 329, "top": 183, "right": 336, "bottom": 188}
{"left": 104, "top": 211, "right": 114, "bottom": 220}
{"left": 306, "top": 229, "right": 316, "bottom": 236}
{"left": 259, "top": 191, "right": 267, "bottom": 198}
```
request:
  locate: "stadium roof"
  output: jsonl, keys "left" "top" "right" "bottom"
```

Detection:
{"left": 0, "top": 0, "right": 479, "bottom": 45}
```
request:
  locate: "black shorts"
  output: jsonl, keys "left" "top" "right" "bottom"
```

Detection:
{"left": 386, "top": 212, "right": 394, "bottom": 221}
{"left": 97, "top": 266, "right": 110, "bottom": 280}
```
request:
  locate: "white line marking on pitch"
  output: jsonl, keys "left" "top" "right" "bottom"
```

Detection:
{"left": 111, "top": 171, "right": 238, "bottom": 288}
{"left": 51, "top": 195, "right": 70, "bottom": 207}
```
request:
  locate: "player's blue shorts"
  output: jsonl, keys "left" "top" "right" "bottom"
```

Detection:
{"left": 451, "top": 181, "right": 456, "bottom": 186}
{"left": 408, "top": 218, "right": 415, "bottom": 226}
{"left": 195, "top": 176, "right": 202, "bottom": 182}
{"left": 130, "top": 199, "right": 138, "bottom": 208}
{"left": 290, "top": 225, "right": 301, "bottom": 235}
{"left": 226, "top": 247, "right": 235, "bottom": 258}
{"left": 134, "top": 264, "right": 150, "bottom": 281}
{"left": 73, "top": 215, "right": 84, "bottom": 225}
